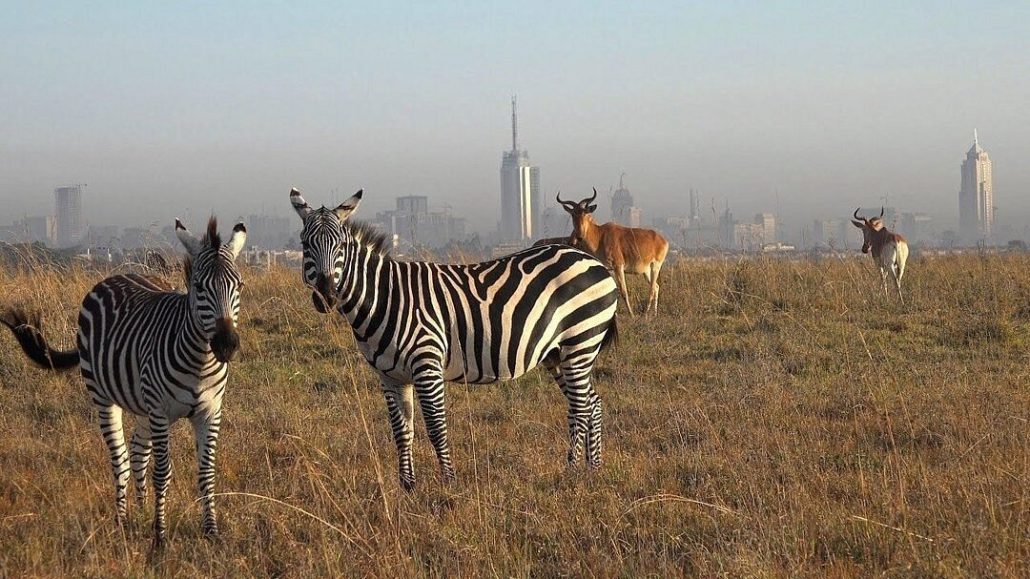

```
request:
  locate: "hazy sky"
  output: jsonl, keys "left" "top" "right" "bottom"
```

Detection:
{"left": 2, "top": 1, "right": 1028, "bottom": 235}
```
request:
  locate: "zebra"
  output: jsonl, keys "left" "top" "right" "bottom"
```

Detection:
{"left": 0, "top": 218, "right": 246, "bottom": 548}
{"left": 290, "top": 188, "right": 619, "bottom": 490}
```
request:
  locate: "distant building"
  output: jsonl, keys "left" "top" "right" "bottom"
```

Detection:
{"left": 688, "top": 189, "right": 701, "bottom": 225}
{"left": 396, "top": 195, "right": 429, "bottom": 216}
{"left": 812, "top": 218, "right": 847, "bottom": 249}
{"left": 121, "top": 227, "right": 149, "bottom": 249}
{"left": 538, "top": 207, "right": 570, "bottom": 239}
{"left": 717, "top": 206, "right": 735, "bottom": 248}
{"left": 734, "top": 222, "right": 764, "bottom": 251}
{"left": 900, "top": 213, "right": 933, "bottom": 246}
{"left": 0, "top": 216, "right": 54, "bottom": 245}
{"left": 499, "top": 97, "right": 541, "bottom": 242}
{"left": 87, "top": 225, "right": 121, "bottom": 247}
{"left": 55, "top": 185, "right": 84, "bottom": 248}
{"left": 246, "top": 214, "right": 295, "bottom": 250}
{"left": 374, "top": 195, "right": 466, "bottom": 250}
{"left": 610, "top": 174, "right": 643, "bottom": 228}
{"left": 755, "top": 213, "right": 776, "bottom": 244}
{"left": 959, "top": 130, "right": 993, "bottom": 243}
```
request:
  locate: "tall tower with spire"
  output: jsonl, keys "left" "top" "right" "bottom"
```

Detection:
{"left": 959, "top": 129, "right": 993, "bottom": 243}
{"left": 499, "top": 96, "right": 541, "bottom": 242}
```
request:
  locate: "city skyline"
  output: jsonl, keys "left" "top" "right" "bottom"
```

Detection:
{"left": 2, "top": 3, "right": 1028, "bottom": 239}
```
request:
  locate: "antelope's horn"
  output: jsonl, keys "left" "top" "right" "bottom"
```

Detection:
{"left": 581, "top": 187, "right": 598, "bottom": 206}
{"left": 556, "top": 191, "right": 574, "bottom": 208}
{"left": 879, "top": 206, "right": 885, "bottom": 218}
{"left": 853, "top": 207, "right": 862, "bottom": 220}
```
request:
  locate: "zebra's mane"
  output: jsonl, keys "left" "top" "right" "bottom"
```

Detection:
{"left": 181, "top": 217, "right": 224, "bottom": 285}
{"left": 345, "top": 220, "right": 391, "bottom": 259}
{"left": 204, "top": 217, "right": 222, "bottom": 250}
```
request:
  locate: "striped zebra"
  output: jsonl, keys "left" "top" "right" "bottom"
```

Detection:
{"left": 0, "top": 218, "right": 246, "bottom": 548}
{"left": 290, "top": 188, "right": 619, "bottom": 490}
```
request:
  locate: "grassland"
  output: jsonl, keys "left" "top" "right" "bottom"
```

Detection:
{"left": 0, "top": 252, "right": 1028, "bottom": 577}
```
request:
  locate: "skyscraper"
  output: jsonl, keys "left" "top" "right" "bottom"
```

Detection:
{"left": 55, "top": 184, "right": 84, "bottom": 248}
{"left": 959, "top": 130, "right": 993, "bottom": 243}
{"left": 755, "top": 213, "right": 776, "bottom": 245}
{"left": 499, "top": 97, "right": 540, "bottom": 242}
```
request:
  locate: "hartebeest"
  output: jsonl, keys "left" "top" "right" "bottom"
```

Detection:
{"left": 558, "top": 189, "right": 669, "bottom": 316}
{"left": 852, "top": 207, "right": 909, "bottom": 303}
{"left": 531, "top": 236, "right": 574, "bottom": 248}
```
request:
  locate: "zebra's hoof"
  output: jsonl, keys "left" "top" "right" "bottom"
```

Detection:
{"left": 401, "top": 478, "right": 416, "bottom": 492}
{"left": 203, "top": 527, "right": 221, "bottom": 542}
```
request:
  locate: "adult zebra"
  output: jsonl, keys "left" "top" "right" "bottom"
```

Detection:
{"left": 290, "top": 188, "right": 619, "bottom": 490}
{"left": 0, "top": 218, "right": 246, "bottom": 548}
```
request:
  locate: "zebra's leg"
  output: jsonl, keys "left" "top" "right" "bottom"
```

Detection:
{"left": 560, "top": 355, "right": 596, "bottom": 467}
{"left": 97, "top": 403, "right": 131, "bottom": 525}
{"left": 148, "top": 413, "right": 172, "bottom": 549}
{"left": 191, "top": 408, "right": 222, "bottom": 538}
{"left": 544, "top": 353, "right": 575, "bottom": 450}
{"left": 383, "top": 382, "right": 416, "bottom": 490}
{"left": 586, "top": 388, "right": 603, "bottom": 468}
{"left": 414, "top": 364, "right": 455, "bottom": 483}
{"left": 130, "top": 420, "right": 152, "bottom": 505}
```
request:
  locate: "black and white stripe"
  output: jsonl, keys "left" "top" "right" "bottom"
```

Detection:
{"left": 1, "top": 218, "right": 246, "bottom": 548}
{"left": 291, "top": 188, "right": 619, "bottom": 490}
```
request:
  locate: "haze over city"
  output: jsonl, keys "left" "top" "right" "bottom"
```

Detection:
{"left": 2, "top": 1, "right": 1029, "bottom": 240}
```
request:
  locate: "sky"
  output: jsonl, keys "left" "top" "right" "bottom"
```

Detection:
{"left": 1, "top": 1, "right": 1028, "bottom": 236}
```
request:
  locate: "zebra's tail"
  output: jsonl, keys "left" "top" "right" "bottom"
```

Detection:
{"left": 0, "top": 309, "right": 79, "bottom": 371}
{"left": 599, "top": 315, "right": 618, "bottom": 353}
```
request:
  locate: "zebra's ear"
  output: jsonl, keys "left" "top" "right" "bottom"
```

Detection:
{"left": 290, "top": 188, "right": 312, "bottom": 220}
{"left": 175, "top": 219, "right": 203, "bottom": 256}
{"left": 227, "top": 222, "right": 247, "bottom": 259}
{"left": 333, "top": 189, "right": 363, "bottom": 222}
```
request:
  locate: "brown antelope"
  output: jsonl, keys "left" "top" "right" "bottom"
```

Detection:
{"left": 558, "top": 188, "right": 669, "bottom": 316}
{"left": 852, "top": 207, "right": 909, "bottom": 303}
{"left": 531, "top": 236, "right": 574, "bottom": 248}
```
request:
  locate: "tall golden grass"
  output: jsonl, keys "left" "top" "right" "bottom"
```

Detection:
{"left": 0, "top": 252, "right": 1028, "bottom": 576}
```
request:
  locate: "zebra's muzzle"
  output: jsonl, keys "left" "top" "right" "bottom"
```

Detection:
{"left": 312, "top": 273, "right": 337, "bottom": 314}
{"left": 211, "top": 318, "right": 240, "bottom": 363}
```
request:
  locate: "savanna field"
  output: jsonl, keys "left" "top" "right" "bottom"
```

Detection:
{"left": 0, "top": 252, "right": 1028, "bottom": 577}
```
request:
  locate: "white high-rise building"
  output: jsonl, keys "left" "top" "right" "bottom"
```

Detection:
{"left": 959, "top": 130, "right": 993, "bottom": 243}
{"left": 55, "top": 184, "right": 84, "bottom": 248}
{"left": 499, "top": 97, "right": 540, "bottom": 242}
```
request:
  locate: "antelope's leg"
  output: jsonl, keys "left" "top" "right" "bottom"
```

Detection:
{"left": 616, "top": 265, "right": 634, "bottom": 316}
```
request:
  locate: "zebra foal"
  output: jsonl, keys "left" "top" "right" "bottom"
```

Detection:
{"left": 290, "top": 188, "right": 619, "bottom": 490}
{"left": 1, "top": 218, "right": 246, "bottom": 548}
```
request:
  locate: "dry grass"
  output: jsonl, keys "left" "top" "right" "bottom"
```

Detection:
{"left": 0, "top": 252, "right": 1028, "bottom": 577}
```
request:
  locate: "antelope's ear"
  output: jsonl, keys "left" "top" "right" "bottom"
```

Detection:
{"left": 333, "top": 189, "right": 363, "bottom": 222}
{"left": 175, "top": 219, "right": 203, "bottom": 256}
{"left": 587, "top": 204, "right": 598, "bottom": 214}
{"left": 226, "top": 222, "right": 247, "bottom": 259}
{"left": 290, "top": 188, "right": 312, "bottom": 219}
{"left": 851, "top": 220, "right": 865, "bottom": 229}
